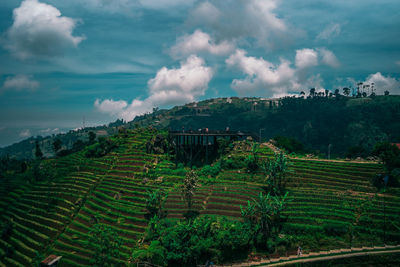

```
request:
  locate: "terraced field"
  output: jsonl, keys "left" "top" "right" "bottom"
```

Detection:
{"left": 1, "top": 129, "right": 399, "bottom": 266}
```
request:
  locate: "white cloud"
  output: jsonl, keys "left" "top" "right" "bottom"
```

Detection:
{"left": 147, "top": 55, "right": 213, "bottom": 105}
{"left": 188, "top": 0, "right": 287, "bottom": 48}
{"left": 19, "top": 129, "right": 31, "bottom": 138}
{"left": 94, "top": 99, "right": 128, "bottom": 116}
{"left": 2, "top": 75, "right": 39, "bottom": 91}
{"left": 95, "top": 55, "right": 214, "bottom": 121}
{"left": 171, "top": 30, "right": 234, "bottom": 59}
{"left": 226, "top": 49, "right": 297, "bottom": 96}
{"left": 317, "top": 23, "right": 341, "bottom": 41}
{"left": 318, "top": 48, "right": 340, "bottom": 68}
{"left": 364, "top": 72, "right": 400, "bottom": 95}
{"left": 295, "top": 48, "right": 318, "bottom": 69}
{"left": 226, "top": 47, "right": 340, "bottom": 97}
{"left": 5, "top": 0, "right": 85, "bottom": 59}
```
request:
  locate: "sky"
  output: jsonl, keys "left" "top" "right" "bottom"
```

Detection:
{"left": 0, "top": 0, "right": 400, "bottom": 147}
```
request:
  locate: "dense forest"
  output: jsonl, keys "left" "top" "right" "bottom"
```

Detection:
{"left": 134, "top": 95, "right": 400, "bottom": 158}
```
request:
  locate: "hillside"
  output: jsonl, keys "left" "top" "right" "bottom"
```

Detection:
{"left": 2, "top": 95, "right": 400, "bottom": 160}
{"left": 0, "top": 120, "right": 125, "bottom": 160}
{"left": 1, "top": 128, "right": 399, "bottom": 266}
{"left": 133, "top": 95, "right": 400, "bottom": 157}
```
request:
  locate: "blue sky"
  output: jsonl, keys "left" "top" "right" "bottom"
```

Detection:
{"left": 0, "top": 0, "right": 399, "bottom": 147}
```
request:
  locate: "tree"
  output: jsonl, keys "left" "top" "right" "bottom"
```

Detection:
{"left": 262, "top": 152, "right": 290, "bottom": 195}
{"left": 88, "top": 131, "right": 96, "bottom": 144}
{"left": 35, "top": 141, "right": 43, "bottom": 159}
{"left": 325, "top": 89, "right": 329, "bottom": 97}
{"left": 373, "top": 142, "right": 400, "bottom": 173}
{"left": 53, "top": 138, "right": 62, "bottom": 153}
{"left": 88, "top": 224, "right": 123, "bottom": 267}
{"left": 241, "top": 192, "right": 289, "bottom": 247}
{"left": 145, "top": 189, "right": 168, "bottom": 220}
{"left": 334, "top": 89, "right": 340, "bottom": 97}
{"left": 384, "top": 90, "right": 390, "bottom": 96}
{"left": 343, "top": 87, "right": 350, "bottom": 96}
{"left": 309, "top": 88, "right": 316, "bottom": 97}
{"left": 181, "top": 170, "right": 199, "bottom": 219}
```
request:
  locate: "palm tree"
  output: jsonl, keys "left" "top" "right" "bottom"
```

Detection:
{"left": 343, "top": 87, "right": 350, "bottom": 96}
{"left": 251, "top": 191, "right": 289, "bottom": 240}
{"left": 334, "top": 89, "right": 340, "bottom": 97}
{"left": 262, "top": 152, "right": 290, "bottom": 195}
{"left": 309, "top": 88, "right": 316, "bottom": 97}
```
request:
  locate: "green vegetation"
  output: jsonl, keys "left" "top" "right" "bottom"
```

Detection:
{"left": 0, "top": 127, "right": 399, "bottom": 266}
{"left": 88, "top": 224, "right": 123, "bottom": 266}
{"left": 134, "top": 215, "right": 253, "bottom": 266}
{"left": 85, "top": 137, "right": 119, "bottom": 158}
{"left": 3, "top": 96, "right": 400, "bottom": 160}
{"left": 273, "top": 136, "right": 307, "bottom": 154}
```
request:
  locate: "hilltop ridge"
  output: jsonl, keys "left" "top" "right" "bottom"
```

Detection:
{"left": 2, "top": 95, "right": 400, "bottom": 160}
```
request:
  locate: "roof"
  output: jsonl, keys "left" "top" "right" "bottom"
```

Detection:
{"left": 41, "top": 255, "right": 62, "bottom": 265}
{"left": 392, "top": 143, "right": 400, "bottom": 150}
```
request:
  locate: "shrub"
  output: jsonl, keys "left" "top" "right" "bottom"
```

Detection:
{"left": 346, "top": 145, "right": 367, "bottom": 159}
{"left": 88, "top": 224, "right": 123, "bottom": 266}
{"left": 273, "top": 136, "right": 306, "bottom": 154}
{"left": 31, "top": 161, "right": 55, "bottom": 182}
{"left": 85, "top": 138, "right": 118, "bottom": 158}
{"left": 220, "top": 157, "right": 246, "bottom": 169}
{"left": 245, "top": 155, "right": 258, "bottom": 173}
{"left": 137, "top": 216, "right": 253, "bottom": 266}
{"left": 200, "top": 162, "right": 221, "bottom": 177}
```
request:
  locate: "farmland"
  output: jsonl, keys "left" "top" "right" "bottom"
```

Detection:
{"left": 0, "top": 128, "right": 399, "bottom": 266}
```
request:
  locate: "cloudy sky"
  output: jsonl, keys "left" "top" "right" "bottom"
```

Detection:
{"left": 1, "top": 0, "right": 400, "bottom": 146}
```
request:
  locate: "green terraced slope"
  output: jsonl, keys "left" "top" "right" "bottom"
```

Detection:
{"left": 0, "top": 128, "right": 399, "bottom": 266}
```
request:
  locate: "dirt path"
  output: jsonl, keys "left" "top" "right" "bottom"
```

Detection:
{"left": 218, "top": 245, "right": 400, "bottom": 266}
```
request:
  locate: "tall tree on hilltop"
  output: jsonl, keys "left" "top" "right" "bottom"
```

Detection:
{"left": 53, "top": 138, "right": 62, "bottom": 153}
{"left": 88, "top": 131, "right": 96, "bottom": 144}
{"left": 35, "top": 140, "right": 43, "bottom": 159}
{"left": 309, "top": 88, "right": 316, "bottom": 97}
{"left": 343, "top": 87, "right": 350, "bottom": 96}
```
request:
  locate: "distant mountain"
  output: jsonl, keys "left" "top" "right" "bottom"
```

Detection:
{"left": 2, "top": 95, "right": 400, "bottom": 159}
{"left": 0, "top": 120, "right": 125, "bottom": 160}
